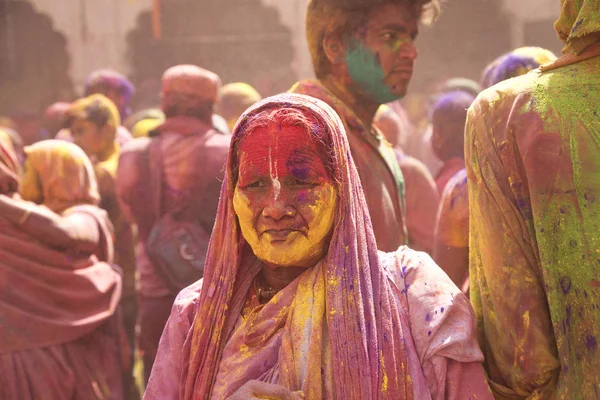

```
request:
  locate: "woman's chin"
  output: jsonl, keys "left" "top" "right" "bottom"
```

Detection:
{"left": 257, "top": 244, "right": 325, "bottom": 270}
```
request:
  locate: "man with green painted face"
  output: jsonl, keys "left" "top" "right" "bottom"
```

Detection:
{"left": 290, "top": 0, "right": 440, "bottom": 253}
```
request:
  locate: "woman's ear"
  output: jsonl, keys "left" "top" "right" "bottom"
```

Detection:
{"left": 323, "top": 33, "right": 346, "bottom": 65}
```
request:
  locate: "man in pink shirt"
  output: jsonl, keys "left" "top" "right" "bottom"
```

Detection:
{"left": 116, "top": 64, "right": 230, "bottom": 383}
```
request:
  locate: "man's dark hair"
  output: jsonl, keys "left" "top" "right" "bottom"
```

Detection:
{"left": 306, "top": 0, "right": 441, "bottom": 79}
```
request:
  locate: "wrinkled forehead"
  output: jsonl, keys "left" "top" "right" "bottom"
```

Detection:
{"left": 237, "top": 123, "right": 328, "bottom": 178}
{"left": 236, "top": 104, "right": 328, "bottom": 151}
{"left": 230, "top": 95, "right": 344, "bottom": 179}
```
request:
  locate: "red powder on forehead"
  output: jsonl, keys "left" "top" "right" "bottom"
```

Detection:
{"left": 237, "top": 125, "right": 329, "bottom": 186}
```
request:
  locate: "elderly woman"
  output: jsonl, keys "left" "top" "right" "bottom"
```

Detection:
{"left": 145, "top": 94, "right": 491, "bottom": 399}
{"left": 0, "top": 140, "right": 123, "bottom": 399}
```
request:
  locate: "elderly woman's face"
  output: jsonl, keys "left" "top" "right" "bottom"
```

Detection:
{"left": 233, "top": 124, "right": 337, "bottom": 268}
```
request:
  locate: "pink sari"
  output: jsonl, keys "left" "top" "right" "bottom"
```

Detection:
{"left": 0, "top": 141, "right": 124, "bottom": 399}
{"left": 145, "top": 94, "right": 491, "bottom": 400}
{"left": 0, "top": 205, "right": 120, "bottom": 353}
{"left": 0, "top": 208, "right": 124, "bottom": 399}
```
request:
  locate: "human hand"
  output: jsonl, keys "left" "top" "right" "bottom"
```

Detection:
{"left": 227, "top": 380, "right": 304, "bottom": 400}
{"left": 0, "top": 163, "right": 19, "bottom": 195}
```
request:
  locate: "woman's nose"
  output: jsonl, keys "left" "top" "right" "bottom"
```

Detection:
{"left": 262, "top": 187, "right": 296, "bottom": 220}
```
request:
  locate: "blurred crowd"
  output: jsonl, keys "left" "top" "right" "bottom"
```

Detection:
{"left": 0, "top": 0, "right": 598, "bottom": 399}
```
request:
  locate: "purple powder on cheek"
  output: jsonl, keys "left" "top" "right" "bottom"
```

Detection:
{"left": 297, "top": 190, "right": 309, "bottom": 203}
{"left": 291, "top": 166, "right": 311, "bottom": 180}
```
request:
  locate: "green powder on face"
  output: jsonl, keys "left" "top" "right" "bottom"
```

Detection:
{"left": 345, "top": 40, "right": 400, "bottom": 104}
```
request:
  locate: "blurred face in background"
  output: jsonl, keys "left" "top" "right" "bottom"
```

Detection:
{"left": 71, "top": 118, "right": 114, "bottom": 157}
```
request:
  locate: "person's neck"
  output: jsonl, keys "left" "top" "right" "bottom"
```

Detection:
{"left": 97, "top": 140, "right": 118, "bottom": 162}
{"left": 321, "top": 75, "right": 380, "bottom": 129}
{"left": 259, "top": 264, "right": 309, "bottom": 292}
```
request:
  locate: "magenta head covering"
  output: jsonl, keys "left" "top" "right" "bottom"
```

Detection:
{"left": 162, "top": 64, "right": 221, "bottom": 103}
{"left": 431, "top": 90, "right": 476, "bottom": 123}
{"left": 480, "top": 47, "right": 557, "bottom": 89}
{"left": 84, "top": 69, "right": 134, "bottom": 100}
{"left": 161, "top": 64, "right": 221, "bottom": 119}
{"left": 182, "top": 93, "right": 413, "bottom": 399}
{"left": 84, "top": 69, "right": 135, "bottom": 120}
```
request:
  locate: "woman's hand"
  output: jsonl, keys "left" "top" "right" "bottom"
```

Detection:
{"left": 227, "top": 380, "right": 304, "bottom": 400}
{"left": 0, "top": 194, "right": 100, "bottom": 254}
{"left": 0, "top": 163, "right": 19, "bottom": 195}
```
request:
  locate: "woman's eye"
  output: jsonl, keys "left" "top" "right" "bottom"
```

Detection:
{"left": 292, "top": 179, "right": 317, "bottom": 187}
{"left": 245, "top": 180, "right": 267, "bottom": 189}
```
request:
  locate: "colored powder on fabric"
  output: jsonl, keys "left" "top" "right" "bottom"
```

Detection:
{"left": 479, "top": 54, "right": 600, "bottom": 396}
{"left": 585, "top": 335, "right": 598, "bottom": 351}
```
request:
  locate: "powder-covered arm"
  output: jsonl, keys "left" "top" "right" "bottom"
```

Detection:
{"left": 0, "top": 194, "right": 100, "bottom": 253}
{"left": 392, "top": 247, "right": 493, "bottom": 399}
{"left": 465, "top": 92, "right": 560, "bottom": 398}
{"left": 144, "top": 280, "right": 203, "bottom": 400}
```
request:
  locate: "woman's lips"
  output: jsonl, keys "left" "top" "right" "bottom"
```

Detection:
{"left": 262, "top": 229, "right": 300, "bottom": 241}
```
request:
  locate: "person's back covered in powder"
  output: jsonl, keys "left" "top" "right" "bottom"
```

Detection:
{"left": 466, "top": 1, "right": 600, "bottom": 397}
{"left": 117, "top": 64, "right": 230, "bottom": 384}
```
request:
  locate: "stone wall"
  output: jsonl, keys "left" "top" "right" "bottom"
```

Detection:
{"left": 27, "top": 0, "right": 152, "bottom": 90}
{"left": 5, "top": 0, "right": 563, "bottom": 115}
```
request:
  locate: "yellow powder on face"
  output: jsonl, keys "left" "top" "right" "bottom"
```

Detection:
{"left": 233, "top": 183, "right": 338, "bottom": 268}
